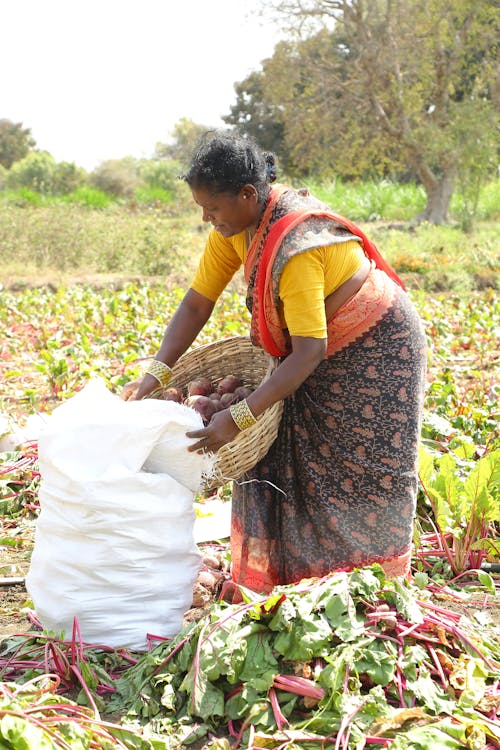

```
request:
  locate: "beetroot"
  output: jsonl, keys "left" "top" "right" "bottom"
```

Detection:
{"left": 217, "top": 374, "right": 243, "bottom": 395}
{"left": 184, "top": 394, "right": 217, "bottom": 424}
{"left": 187, "top": 377, "right": 213, "bottom": 397}
{"left": 184, "top": 395, "right": 202, "bottom": 408}
{"left": 233, "top": 385, "right": 253, "bottom": 402}
{"left": 173, "top": 372, "right": 253, "bottom": 419}
{"left": 163, "top": 386, "right": 183, "bottom": 402}
{"left": 220, "top": 392, "right": 238, "bottom": 407}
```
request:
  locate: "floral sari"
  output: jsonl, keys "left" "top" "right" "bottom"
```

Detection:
{"left": 230, "top": 186, "right": 427, "bottom": 593}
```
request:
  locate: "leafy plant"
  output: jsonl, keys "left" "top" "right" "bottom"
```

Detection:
{"left": 105, "top": 567, "right": 500, "bottom": 749}
{"left": 0, "top": 675, "right": 171, "bottom": 749}
{"left": 0, "top": 450, "right": 40, "bottom": 517}
{"left": 417, "top": 443, "right": 500, "bottom": 574}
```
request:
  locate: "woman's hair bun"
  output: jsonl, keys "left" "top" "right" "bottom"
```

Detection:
{"left": 264, "top": 152, "right": 277, "bottom": 183}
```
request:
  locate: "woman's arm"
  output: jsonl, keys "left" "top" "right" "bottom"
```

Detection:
{"left": 186, "top": 335, "right": 326, "bottom": 453}
{"left": 155, "top": 288, "right": 215, "bottom": 367}
{"left": 122, "top": 289, "right": 215, "bottom": 401}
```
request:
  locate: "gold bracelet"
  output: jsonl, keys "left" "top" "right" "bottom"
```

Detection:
{"left": 146, "top": 359, "right": 173, "bottom": 388}
{"left": 229, "top": 399, "right": 257, "bottom": 431}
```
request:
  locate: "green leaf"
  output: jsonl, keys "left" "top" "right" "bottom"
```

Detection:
{"left": 477, "top": 570, "right": 496, "bottom": 595}
{"left": 354, "top": 639, "right": 397, "bottom": 686}
{"left": 320, "top": 643, "right": 353, "bottom": 692}
{"left": 160, "top": 679, "right": 176, "bottom": 711}
{"left": 0, "top": 714, "right": 56, "bottom": 749}
{"left": 383, "top": 579, "right": 424, "bottom": 624}
{"left": 464, "top": 450, "right": 499, "bottom": 522}
{"left": 452, "top": 440, "right": 478, "bottom": 460}
{"left": 324, "top": 589, "right": 366, "bottom": 642}
{"left": 272, "top": 611, "right": 332, "bottom": 660}
{"left": 407, "top": 671, "right": 455, "bottom": 715}
{"left": 400, "top": 644, "right": 429, "bottom": 683}
{"left": 413, "top": 571, "right": 429, "bottom": 590}
{"left": 185, "top": 666, "right": 225, "bottom": 720}
{"left": 422, "top": 412, "right": 455, "bottom": 438}
{"left": 238, "top": 630, "right": 277, "bottom": 684}
{"left": 267, "top": 586, "right": 334, "bottom": 660}
{"left": 348, "top": 566, "right": 387, "bottom": 600}
{"left": 224, "top": 686, "right": 271, "bottom": 727}
{"left": 196, "top": 620, "right": 248, "bottom": 683}
{"left": 390, "top": 717, "right": 486, "bottom": 750}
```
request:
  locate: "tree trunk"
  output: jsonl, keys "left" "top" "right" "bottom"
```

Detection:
{"left": 413, "top": 169, "right": 456, "bottom": 225}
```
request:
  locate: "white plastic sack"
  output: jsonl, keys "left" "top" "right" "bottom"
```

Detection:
{"left": 26, "top": 378, "right": 212, "bottom": 650}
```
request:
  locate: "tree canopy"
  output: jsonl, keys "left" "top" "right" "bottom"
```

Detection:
{"left": 0, "top": 119, "right": 36, "bottom": 169}
{"left": 154, "top": 118, "right": 212, "bottom": 171}
{"left": 230, "top": 0, "right": 499, "bottom": 223}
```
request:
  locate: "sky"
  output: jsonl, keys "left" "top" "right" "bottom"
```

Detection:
{"left": 1, "top": 0, "right": 283, "bottom": 171}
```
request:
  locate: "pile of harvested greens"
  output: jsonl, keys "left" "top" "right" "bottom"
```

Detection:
{"left": 3, "top": 565, "right": 498, "bottom": 749}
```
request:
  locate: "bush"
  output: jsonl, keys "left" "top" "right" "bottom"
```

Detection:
{"left": 90, "top": 158, "right": 139, "bottom": 198}
{"left": 137, "top": 158, "right": 183, "bottom": 192}
{"left": 52, "top": 161, "right": 87, "bottom": 195}
{"left": 7, "top": 151, "right": 57, "bottom": 193}
{"left": 135, "top": 186, "right": 174, "bottom": 205}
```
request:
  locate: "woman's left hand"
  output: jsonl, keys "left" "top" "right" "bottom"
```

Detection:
{"left": 186, "top": 408, "right": 240, "bottom": 454}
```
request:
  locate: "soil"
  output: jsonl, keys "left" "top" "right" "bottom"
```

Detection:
{"left": 0, "top": 518, "right": 35, "bottom": 640}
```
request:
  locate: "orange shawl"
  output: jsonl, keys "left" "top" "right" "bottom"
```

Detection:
{"left": 244, "top": 186, "right": 405, "bottom": 358}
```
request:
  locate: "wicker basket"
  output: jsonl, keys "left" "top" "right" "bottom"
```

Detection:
{"left": 165, "top": 336, "right": 283, "bottom": 494}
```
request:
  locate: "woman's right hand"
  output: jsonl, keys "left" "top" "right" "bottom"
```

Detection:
{"left": 120, "top": 373, "right": 160, "bottom": 401}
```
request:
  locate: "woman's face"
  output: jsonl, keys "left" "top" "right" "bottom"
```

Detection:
{"left": 191, "top": 183, "right": 261, "bottom": 238}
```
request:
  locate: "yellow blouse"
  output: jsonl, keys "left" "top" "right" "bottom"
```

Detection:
{"left": 190, "top": 228, "right": 364, "bottom": 338}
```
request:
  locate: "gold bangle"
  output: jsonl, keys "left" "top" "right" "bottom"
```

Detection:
{"left": 147, "top": 359, "right": 173, "bottom": 388}
{"left": 229, "top": 399, "right": 257, "bottom": 431}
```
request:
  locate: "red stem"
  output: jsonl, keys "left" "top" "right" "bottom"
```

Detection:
{"left": 268, "top": 686, "right": 289, "bottom": 731}
{"left": 426, "top": 645, "right": 448, "bottom": 689}
{"left": 70, "top": 664, "right": 100, "bottom": 718}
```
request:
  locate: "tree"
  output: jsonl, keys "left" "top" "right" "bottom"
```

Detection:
{"left": 222, "top": 70, "right": 288, "bottom": 170}
{"left": 254, "top": 0, "right": 499, "bottom": 223}
{"left": 7, "top": 152, "right": 86, "bottom": 195}
{"left": 0, "top": 119, "right": 36, "bottom": 169}
{"left": 137, "top": 158, "right": 184, "bottom": 192}
{"left": 250, "top": 33, "right": 403, "bottom": 180}
{"left": 154, "top": 119, "right": 212, "bottom": 171}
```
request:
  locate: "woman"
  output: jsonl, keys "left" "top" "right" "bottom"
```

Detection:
{"left": 124, "top": 131, "right": 427, "bottom": 592}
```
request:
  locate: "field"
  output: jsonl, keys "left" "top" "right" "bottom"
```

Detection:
{"left": 0, "top": 192, "right": 499, "bottom": 748}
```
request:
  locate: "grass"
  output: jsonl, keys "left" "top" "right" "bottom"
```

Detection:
{"left": 306, "top": 178, "right": 427, "bottom": 221}
{"left": 0, "top": 202, "right": 207, "bottom": 285}
{"left": 306, "top": 176, "right": 500, "bottom": 223}
{"left": 0, "top": 178, "right": 498, "bottom": 292}
{"left": 371, "top": 221, "right": 499, "bottom": 292}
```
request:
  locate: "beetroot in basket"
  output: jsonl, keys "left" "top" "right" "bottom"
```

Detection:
{"left": 160, "top": 336, "right": 283, "bottom": 493}
{"left": 166, "top": 372, "right": 253, "bottom": 425}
